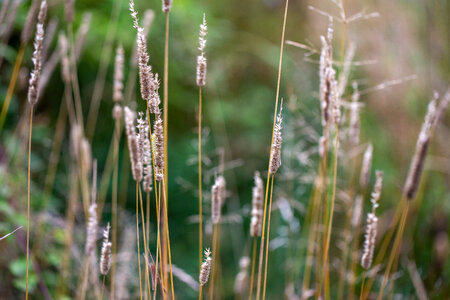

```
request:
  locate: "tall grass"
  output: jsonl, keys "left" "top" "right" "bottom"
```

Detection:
{"left": 0, "top": 0, "right": 448, "bottom": 299}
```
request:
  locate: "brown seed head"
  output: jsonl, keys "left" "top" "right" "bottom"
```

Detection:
{"left": 250, "top": 171, "right": 263, "bottom": 237}
{"left": 100, "top": 223, "right": 112, "bottom": 275}
{"left": 199, "top": 248, "right": 212, "bottom": 286}
{"left": 269, "top": 102, "right": 283, "bottom": 175}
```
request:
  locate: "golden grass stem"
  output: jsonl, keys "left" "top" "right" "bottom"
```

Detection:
{"left": 162, "top": 12, "right": 170, "bottom": 291}
{"left": 359, "top": 270, "right": 366, "bottom": 300}
{"left": 25, "top": 105, "right": 34, "bottom": 300}
{"left": 136, "top": 182, "right": 143, "bottom": 300}
{"left": 138, "top": 184, "right": 152, "bottom": 298}
{"left": 362, "top": 200, "right": 404, "bottom": 296}
{"left": 209, "top": 224, "right": 219, "bottom": 300}
{"left": 0, "top": 44, "right": 24, "bottom": 132}
{"left": 262, "top": 175, "right": 275, "bottom": 300}
{"left": 198, "top": 86, "right": 204, "bottom": 300}
{"left": 319, "top": 125, "right": 339, "bottom": 298}
{"left": 161, "top": 178, "right": 175, "bottom": 299}
{"left": 376, "top": 201, "right": 410, "bottom": 300}
{"left": 100, "top": 275, "right": 106, "bottom": 300}
{"left": 248, "top": 237, "right": 257, "bottom": 300}
{"left": 256, "top": 1, "right": 289, "bottom": 298}
{"left": 110, "top": 118, "right": 120, "bottom": 299}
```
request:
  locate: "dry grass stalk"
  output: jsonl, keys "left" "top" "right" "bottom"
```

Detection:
{"left": 234, "top": 256, "right": 250, "bottom": 295}
{"left": 85, "top": 201, "right": 98, "bottom": 255}
{"left": 124, "top": 107, "right": 143, "bottom": 182}
{"left": 21, "top": 0, "right": 40, "bottom": 44}
{"left": 162, "top": 0, "right": 172, "bottom": 13}
{"left": 196, "top": 14, "right": 207, "bottom": 87}
{"left": 65, "top": 0, "right": 74, "bottom": 23}
{"left": 360, "top": 143, "right": 373, "bottom": 188}
{"left": 250, "top": 171, "right": 264, "bottom": 237}
{"left": 269, "top": 102, "right": 283, "bottom": 175}
{"left": 211, "top": 176, "right": 226, "bottom": 224}
{"left": 403, "top": 96, "right": 437, "bottom": 200}
{"left": 27, "top": 0, "right": 47, "bottom": 106}
{"left": 113, "top": 45, "right": 124, "bottom": 103}
{"left": 100, "top": 223, "right": 112, "bottom": 275}
{"left": 319, "top": 19, "right": 334, "bottom": 127}
{"left": 199, "top": 248, "right": 212, "bottom": 286}
{"left": 0, "top": 0, "right": 10, "bottom": 27}
{"left": 349, "top": 82, "right": 360, "bottom": 146}
{"left": 361, "top": 171, "right": 383, "bottom": 269}
{"left": 152, "top": 115, "right": 164, "bottom": 181}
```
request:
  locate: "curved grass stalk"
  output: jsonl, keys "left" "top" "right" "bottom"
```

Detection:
{"left": 138, "top": 184, "right": 152, "bottom": 298}
{"left": 255, "top": 1, "right": 289, "bottom": 298}
{"left": 361, "top": 200, "right": 404, "bottom": 297}
{"left": 162, "top": 11, "right": 171, "bottom": 291}
{"left": 161, "top": 178, "right": 175, "bottom": 299}
{"left": 358, "top": 270, "right": 366, "bottom": 300}
{"left": 248, "top": 237, "right": 257, "bottom": 300}
{"left": 209, "top": 224, "right": 219, "bottom": 300}
{"left": 376, "top": 201, "right": 410, "bottom": 300}
{"left": 110, "top": 117, "right": 120, "bottom": 299}
{"left": 262, "top": 176, "right": 275, "bottom": 300}
{"left": 319, "top": 125, "right": 339, "bottom": 299}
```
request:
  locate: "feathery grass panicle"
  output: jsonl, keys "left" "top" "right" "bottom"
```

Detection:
{"left": 162, "top": 0, "right": 172, "bottom": 13}
{"left": 196, "top": 14, "right": 207, "bottom": 87}
{"left": 141, "top": 119, "right": 153, "bottom": 192}
{"left": 130, "top": 0, "right": 157, "bottom": 106}
{"left": 137, "top": 112, "right": 153, "bottom": 191}
{"left": 351, "top": 194, "right": 363, "bottom": 229}
{"left": 349, "top": 81, "right": 360, "bottom": 146}
{"left": 75, "top": 13, "right": 92, "bottom": 61}
{"left": 319, "top": 19, "right": 333, "bottom": 127}
{"left": 361, "top": 213, "right": 378, "bottom": 270}
{"left": 80, "top": 138, "right": 92, "bottom": 175}
{"left": 269, "top": 101, "right": 283, "bottom": 175}
{"left": 318, "top": 135, "right": 326, "bottom": 157}
{"left": 361, "top": 170, "right": 383, "bottom": 269}
{"left": 211, "top": 175, "right": 226, "bottom": 224}
{"left": 64, "top": 0, "right": 74, "bottom": 23}
{"left": 250, "top": 171, "right": 264, "bottom": 237}
{"left": 21, "top": 0, "right": 40, "bottom": 44}
{"left": 85, "top": 201, "right": 98, "bottom": 255}
{"left": 403, "top": 95, "right": 439, "bottom": 200}
{"left": 124, "top": 107, "right": 143, "bottom": 182}
{"left": 371, "top": 171, "right": 383, "bottom": 211}
{"left": 337, "top": 43, "right": 356, "bottom": 98}
{"left": 65, "top": 0, "right": 74, "bottom": 23}
{"left": 27, "top": 0, "right": 47, "bottom": 106}
{"left": 234, "top": 256, "right": 250, "bottom": 295}
{"left": 113, "top": 45, "right": 124, "bottom": 103}
{"left": 199, "top": 248, "right": 212, "bottom": 286}
{"left": 151, "top": 114, "right": 164, "bottom": 181}
{"left": 58, "top": 33, "right": 71, "bottom": 83}
{"left": 0, "top": 0, "right": 10, "bottom": 27}
{"left": 100, "top": 223, "right": 112, "bottom": 275}
{"left": 360, "top": 143, "right": 373, "bottom": 188}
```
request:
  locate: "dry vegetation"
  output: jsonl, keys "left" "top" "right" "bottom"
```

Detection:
{"left": 0, "top": 0, "right": 449, "bottom": 299}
